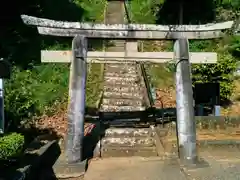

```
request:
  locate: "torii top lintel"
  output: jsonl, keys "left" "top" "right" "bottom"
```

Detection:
{"left": 21, "top": 15, "right": 240, "bottom": 40}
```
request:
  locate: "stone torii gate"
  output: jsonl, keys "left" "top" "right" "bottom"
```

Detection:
{"left": 21, "top": 14, "right": 239, "bottom": 176}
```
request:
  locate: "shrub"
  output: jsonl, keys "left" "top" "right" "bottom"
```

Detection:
{"left": 190, "top": 40, "right": 238, "bottom": 101}
{"left": 129, "top": 0, "right": 164, "bottom": 23}
{"left": 4, "top": 64, "right": 69, "bottom": 127}
{"left": 0, "top": 133, "right": 24, "bottom": 160}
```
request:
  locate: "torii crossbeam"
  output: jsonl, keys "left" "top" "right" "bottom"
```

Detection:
{"left": 21, "top": 15, "right": 240, "bottom": 39}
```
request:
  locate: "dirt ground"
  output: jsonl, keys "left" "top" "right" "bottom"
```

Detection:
{"left": 35, "top": 109, "right": 96, "bottom": 140}
{"left": 165, "top": 128, "right": 240, "bottom": 143}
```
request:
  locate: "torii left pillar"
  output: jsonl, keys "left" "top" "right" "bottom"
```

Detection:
{"left": 53, "top": 35, "right": 88, "bottom": 178}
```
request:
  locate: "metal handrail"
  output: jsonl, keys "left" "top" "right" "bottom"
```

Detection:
{"left": 139, "top": 63, "right": 155, "bottom": 108}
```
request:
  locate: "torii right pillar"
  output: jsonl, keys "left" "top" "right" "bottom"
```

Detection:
{"left": 174, "top": 38, "right": 198, "bottom": 166}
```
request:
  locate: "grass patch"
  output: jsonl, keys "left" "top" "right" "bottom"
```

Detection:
{"left": 86, "top": 63, "right": 104, "bottom": 107}
{"left": 146, "top": 64, "right": 174, "bottom": 88}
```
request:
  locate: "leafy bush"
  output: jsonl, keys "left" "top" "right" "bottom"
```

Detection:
{"left": 189, "top": 40, "right": 238, "bottom": 101}
{"left": 73, "top": 0, "right": 106, "bottom": 22}
{"left": 0, "top": 133, "right": 24, "bottom": 160}
{"left": 227, "top": 35, "right": 240, "bottom": 58}
{"left": 4, "top": 64, "right": 69, "bottom": 127}
{"left": 129, "top": 0, "right": 164, "bottom": 23}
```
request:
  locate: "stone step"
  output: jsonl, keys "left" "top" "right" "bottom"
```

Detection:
{"left": 103, "top": 91, "right": 143, "bottom": 99}
{"left": 113, "top": 41, "right": 126, "bottom": 46}
{"left": 104, "top": 66, "right": 137, "bottom": 74}
{"left": 106, "top": 46, "right": 125, "bottom": 52}
{"left": 99, "top": 111, "right": 144, "bottom": 121}
{"left": 104, "top": 80, "right": 139, "bottom": 87}
{"left": 102, "top": 98, "right": 142, "bottom": 107}
{"left": 104, "top": 76, "right": 140, "bottom": 83}
{"left": 99, "top": 135, "right": 157, "bottom": 157}
{"left": 104, "top": 128, "right": 154, "bottom": 137}
{"left": 104, "top": 72, "right": 138, "bottom": 78}
{"left": 103, "top": 85, "right": 141, "bottom": 93}
{"left": 105, "top": 6, "right": 124, "bottom": 24}
{"left": 100, "top": 105, "right": 145, "bottom": 112}
{"left": 100, "top": 147, "right": 157, "bottom": 157}
{"left": 107, "top": 40, "right": 125, "bottom": 46}
{"left": 105, "top": 10, "right": 124, "bottom": 18}
{"left": 105, "top": 64, "right": 137, "bottom": 70}
{"left": 101, "top": 137, "right": 156, "bottom": 147}
{"left": 107, "top": 121, "right": 150, "bottom": 127}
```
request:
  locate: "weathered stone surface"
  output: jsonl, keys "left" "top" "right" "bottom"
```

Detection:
{"left": 104, "top": 128, "right": 154, "bottom": 137}
{"left": 104, "top": 65, "right": 137, "bottom": 73}
{"left": 101, "top": 137, "right": 155, "bottom": 147}
{"left": 102, "top": 98, "right": 142, "bottom": 107}
{"left": 100, "top": 104, "right": 145, "bottom": 112}
{"left": 37, "top": 27, "right": 226, "bottom": 39}
{"left": 104, "top": 76, "right": 139, "bottom": 83}
{"left": 103, "top": 91, "right": 143, "bottom": 99}
{"left": 104, "top": 80, "right": 139, "bottom": 87}
{"left": 105, "top": 64, "right": 136, "bottom": 69}
{"left": 21, "top": 15, "right": 235, "bottom": 32}
{"left": 104, "top": 72, "right": 138, "bottom": 78}
{"left": 97, "top": 126, "right": 159, "bottom": 157}
{"left": 103, "top": 86, "right": 140, "bottom": 93}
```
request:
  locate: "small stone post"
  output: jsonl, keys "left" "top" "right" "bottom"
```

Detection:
{"left": 0, "top": 78, "right": 4, "bottom": 134}
{"left": 0, "top": 59, "right": 11, "bottom": 134}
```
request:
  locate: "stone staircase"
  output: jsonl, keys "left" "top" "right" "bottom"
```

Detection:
{"left": 99, "top": 0, "right": 147, "bottom": 116}
{"left": 100, "top": 127, "right": 158, "bottom": 157}
{"left": 96, "top": 0, "right": 158, "bottom": 157}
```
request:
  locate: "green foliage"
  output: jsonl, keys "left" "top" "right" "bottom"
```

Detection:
{"left": 146, "top": 64, "right": 174, "bottom": 88}
{"left": 0, "top": 133, "right": 24, "bottom": 160}
{"left": 190, "top": 40, "right": 238, "bottom": 101}
{"left": 1, "top": 0, "right": 106, "bottom": 129}
{"left": 4, "top": 63, "right": 103, "bottom": 128}
{"left": 227, "top": 36, "right": 240, "bottom": 58}
{"left": 4, "top": 64, "right": 69, "bottom": 125}
{"left": 129, "top": 0, "right": 165, "bottom": 23}
{"left": 73, "top": 0, "right": 106, "bottom": 22}
{"left": 128, "top": 0, "right": 239, "bottom": 103}
{"left": 86, "top": 64, "right": 103, "bottom": 107}
{"left": 216, "top": 0, "right": 240, "bottom": 10}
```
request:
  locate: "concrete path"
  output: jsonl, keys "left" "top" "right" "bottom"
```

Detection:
{"left": 84, "top": 145, "right": 240, "bottom": 180}
{"left": 184, "top": 146, "right": 240, "bottom": 180}
{"left": 84, "top": 157, "right": 186, "bottom": 180}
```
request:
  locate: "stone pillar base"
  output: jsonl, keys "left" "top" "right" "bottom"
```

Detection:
{"left": 53, "top": 154, "right": 88, "bottom": 179}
